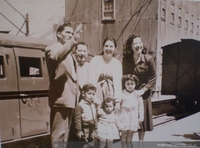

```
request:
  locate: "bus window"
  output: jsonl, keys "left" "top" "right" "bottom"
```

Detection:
{"left": 0, "top": 56, "right": 4, "bottom": 78}
{"left": 18, "top": 57, "right": 42, "bottom": 77}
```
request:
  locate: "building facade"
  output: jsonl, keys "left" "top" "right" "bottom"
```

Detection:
{"left": 65, "top": 0, "right": 200, "bottom": 101}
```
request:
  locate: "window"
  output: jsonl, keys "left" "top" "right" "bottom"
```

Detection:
{"left": 102, "top": 0, "right": 116, "bottom": 21}
{"left": 191, "top": 15, "right": 194, "bottom": 33}
{"left": 191, "top": 22, "right": 194, "bottom": 33}
{"left": 161, "top": 0, "right": 166, "bottom": 21}
{"left": 197, "top": 25, "right": 199, "bottom": 35}
{"left": 170, "top": 1, "right": 175, "bottom": 25}
{"left": 185, "top": 11, "right": 189, "bottom": 31}
{"left": 178, "top": 7, "right": 182, "bottom": 27}
{"left": 0, "top": 56, "right": 4, "bottom": 78}
{"left": 19, "top": 57, "right": 42, "bottom": 77}
{"left": 197, "top": 18, "right": 199, "bottom": 35}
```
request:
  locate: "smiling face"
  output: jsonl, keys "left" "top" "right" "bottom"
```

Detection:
{"left": 132, "top": 37, "right": 143, "bottom": 54}
{"left": 74, "top": 44, "right": 88, "bottom": 65}
{"left": 125, "top": 80, "right": 136, "bottom": 92}
{"left": 57, "top": 26, "right": 74, "bottom": 44}
{"left": 103, "top": 40, "right": 115, "bottom": 60}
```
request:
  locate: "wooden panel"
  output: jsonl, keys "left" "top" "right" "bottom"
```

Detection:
{"left": 0, "top": 99, "right": 20, "bottom": 141}
{"left": 83, "top": 22, "right": 93, "bottom": 51}
{"left": 115, "top": 20, "right": 128, "bottom": 61}
{"left": 116, "top": 0, "right": 132, "bottom": 20}
{"left": 92, "top": 22, "right": 102, "bottom": 54}
{"left": 20, "top": 96, "right": 49, "bottom": 137}
{"left": 162, "top": 39, "right": 200, "bottom": 101}
{"left": 84, "top": 0, "right": 94, "bottom": 22}
{"left": 195, "top": 48, "right": 200, "bottom": 89}
{"left": 65, "top": 0, "right": 77, "bottom": 22}
{"left": 177, "top": 48, "right": 195, "bottom": 92}
{"left": 0, "top": 47, "right": 18, "bottom": 92}
{"left": 140, "top": 19, "right": 158, "bottom": 53}
{"left": 162, "top": 45, "right": 178, "bottom": 95}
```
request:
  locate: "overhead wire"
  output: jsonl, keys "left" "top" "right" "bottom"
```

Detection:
{"left": 3, "top": 0, "right": 28, "bottom": 35}
{"left": 116, "top": 0, "right": 145, "bottom": 41}
{"left": 131, "top": 0, "right": 148, "bottom": 28}
{"left": 16, "top": 20, "right": 26, "bottom": 35}
{"left": 116, "top": 0, "right": 151, "bottom": 41}
{"left": 39, "top": 16, "right": 65, "bottom": 39}
{"left": 68, "top": 0, "right": 79, "bottom": 23}
{"left": 39, "top": 2, "right": 101, "bottom": 39}
{"left": 39, "top": 0, "right": 151, "bottom": 39}
{"left": 0, "top": 12, "right": 26, "bottom": 35}
{"left": 5, "top": 0, "right": 25, "bottom": 20}
{"left": 131, "top": 0, "right": 152, "bottom": 34}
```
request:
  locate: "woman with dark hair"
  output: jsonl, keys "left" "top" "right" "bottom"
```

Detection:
{"left": 122, "top": 35, "right": 156, "bottom": 146}
{"left": 88, "top": 38, "right": 122, "bottom": 110}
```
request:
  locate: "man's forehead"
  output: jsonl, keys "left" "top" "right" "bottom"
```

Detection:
{"left": 63, "top": 26, "right": 73, "bottom": 32}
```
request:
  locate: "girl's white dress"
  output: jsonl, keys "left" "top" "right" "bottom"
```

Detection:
{"left": 119, "top": 90, "right": 144, "bottom": 131}
{"left": 98, "top": 110, "right": 123, "bottom": 140}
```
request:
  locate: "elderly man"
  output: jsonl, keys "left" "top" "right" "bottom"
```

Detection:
{"left": 45, "top": 23, "right": 82, "bottom": 148}
{"left": 73, "top": 42, "right": 92, "bottom": 89}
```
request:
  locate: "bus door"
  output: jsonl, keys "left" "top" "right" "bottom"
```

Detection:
{"left": 0, "top": 47, "right": 20, "bottom": 141}
{"left": 13, "top": 47, "right": 50, "bottom": 137}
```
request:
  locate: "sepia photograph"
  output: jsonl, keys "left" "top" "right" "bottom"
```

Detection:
{"left": 0, "top": 0, "right": 200, "bottom": 148}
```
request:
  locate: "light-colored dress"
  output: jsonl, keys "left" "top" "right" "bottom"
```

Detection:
{"left": 98, "top": 110, "right": 123, "bottom": 140}
{"left": 88, "top": 55, "right": 122, "bottom": 103}
{"left": 119, "top": 90, "right": 144, "bottom": 131}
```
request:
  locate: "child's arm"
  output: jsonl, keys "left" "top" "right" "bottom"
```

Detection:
{"left": 115, "top": 114, "right": 124, "bottom": 130}
{"left": 97, "top": 108, "right": 106, "bottom": 117}
{"left": 90, "top": 121, "right": 98, "bottom": 140}
{"left": 138, "top": 97, "right": 144, "bottom": 122}
{"left": 74, "top": 105, "right": 84, "bottom": 138}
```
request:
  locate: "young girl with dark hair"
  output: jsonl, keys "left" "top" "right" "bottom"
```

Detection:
{"left": 97, "top": 97, "right": 123, "bottom": 148}
{"left": 119, "top": 74, "right": 144, "bottom": 148}
{"left": 123, "top": 35, "right": 156, "bottom": 147}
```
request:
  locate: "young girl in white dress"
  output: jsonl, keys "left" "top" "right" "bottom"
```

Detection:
{"left": 119, "top": 74, "right": 144, "bottom": 148}
{"left": 97, "top": 97, "right": 124, "bottom": 148}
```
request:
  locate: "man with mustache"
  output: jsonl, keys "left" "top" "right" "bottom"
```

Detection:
{"left": 74, "top": 42, "right": 91, "bottom": 89}
{"left": 68, "top": 42, "right": 96, "bottom": 146}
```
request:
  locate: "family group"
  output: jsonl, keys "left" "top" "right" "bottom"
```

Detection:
{"left": 45, "top": 23, "right": 156, "bottom": 148}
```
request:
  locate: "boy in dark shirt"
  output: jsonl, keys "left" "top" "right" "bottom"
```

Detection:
{"left": 74, "top": 84, "right": 98, "bottom": 146}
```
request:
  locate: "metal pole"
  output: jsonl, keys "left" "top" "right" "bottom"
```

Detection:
{"left": 26, "top": 13, "right": 29, "bottom": 36}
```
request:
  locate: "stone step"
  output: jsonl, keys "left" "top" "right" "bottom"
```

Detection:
{"left": 153, "top": 114, "right": 175, "bottom": 127}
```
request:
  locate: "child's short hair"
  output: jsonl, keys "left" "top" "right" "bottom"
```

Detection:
{"left": 102, "top": 97, "right": 116, "bottom": 108}
{"left": 123, "top": 74, "right": 139, "bottom": 86}
{"left": 81, "top": 83, "right": 96, "bottom": 93}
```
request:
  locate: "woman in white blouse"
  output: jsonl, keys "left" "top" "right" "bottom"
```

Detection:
{"left": 88, "top": 38, "right": 122, "bottom": 110}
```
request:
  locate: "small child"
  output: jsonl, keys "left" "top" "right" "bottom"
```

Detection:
{"left": 119, "top": 74, "right": 144, "bottom": 148}
{"left": 74, "top": 83, "right": 97, "bottom": 147}
{"left": 97, "top": 97, "right": 124, "bottom": 148}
